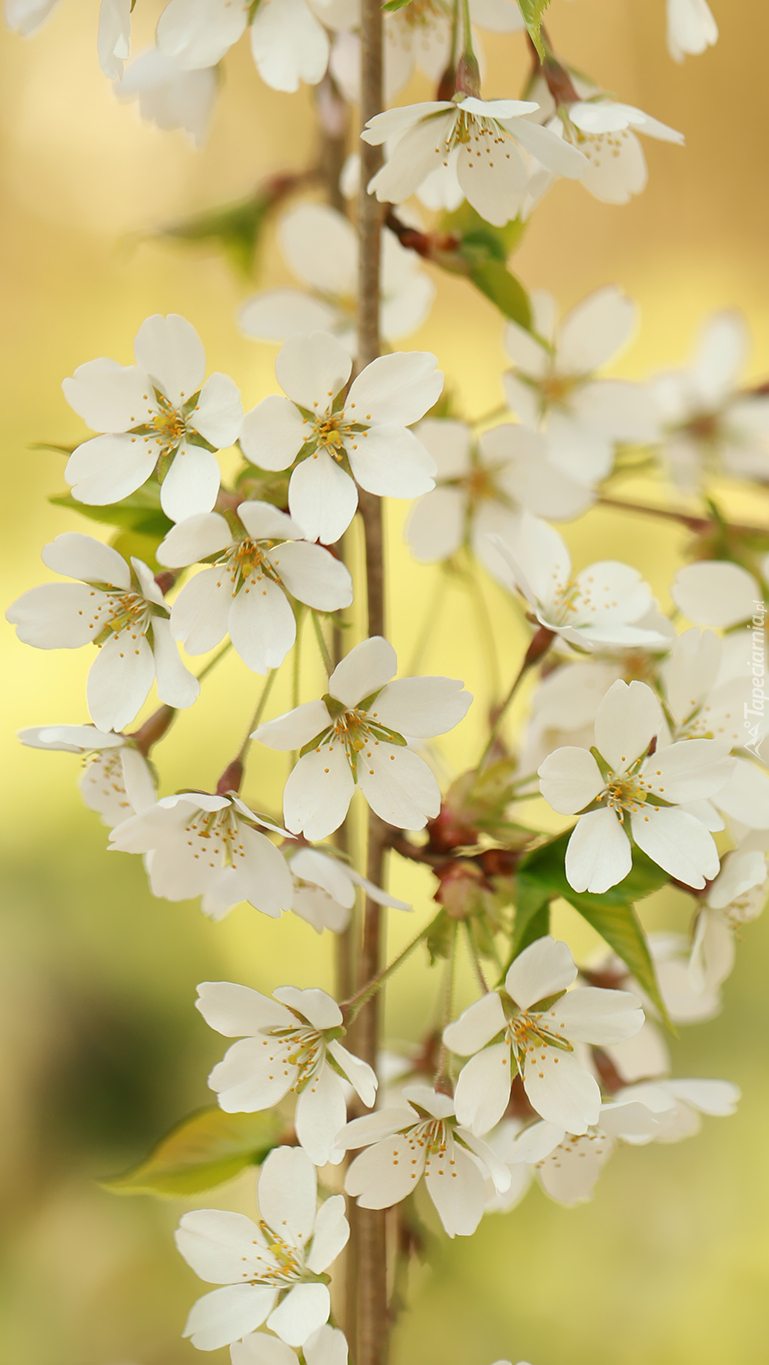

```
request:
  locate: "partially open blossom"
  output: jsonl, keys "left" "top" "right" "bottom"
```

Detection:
{"left": 197, "top": 980, "right": 376, "bottom": 1165}
{"left": 156, "top": 0, "right": 330, "bottom": 93}
{"left": 339, "top": 1085, "right": 511, "bottom": 1238}
{"left": 254, "top": 636, "right": 472, "bottom": 840}
{"left": 666, "top": 0, "right": 718, "bottom": 62}
{"left": 239, "top": 204, "right": 435, "bottom": 353}
{"left": 689, "top": 833, "right": 769, "bottom": 993}
{"left": 114, "top": 47, "right": 217, "bottom": 146}
{"left": 444, "top": 936, "right": 643, "bottom": 1136}
{"left": 539, "top": 679, "right": 734, "bottom": 893}
{"left": 176, "top": 1146, "right": 349, "bottom": 1350}
{"left": 240, "top": 332, "right": 440, "bottom": 545}
{"left": 109, "top": 792, "right": 293, "bottom": 918}
{"left": 7, "top": 533, "right": 199, "bottom": 732}
{"left": 18, "top": 723, "right": 156, "bottom": 826}
{"left": 62, "top": 313, "right": 242, "bottom": 523}
{"left": 487, "top": 512, "right": 668, "bottom": 651}
{"left": 616, "top": 1077, "right": 741, "bottom": 1141}
{"left": 157, "top": 502, "right": 353, "bottom": 674}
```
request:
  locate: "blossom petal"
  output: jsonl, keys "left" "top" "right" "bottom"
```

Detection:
{"left": 405, "top": 486, "right": 466, "bottom": 562}
{"left": 295, "top": 1064, "right": 347, "bottom": 1165}
{"left": 151, "top": 617, "right": 200, "bottom": 708}
{"left": 271, "top": 540, "right": 353, "bottom": 611}
{"left": 457, "top": 137, "right": 527, "bottom": 227}
{"left": 358, "top": 744, "right": 441, "bottom": 830}
{"left": 565, "top": 808, "right": 632, "bottom": 894}
{"left": 345, "top": 1136, "right": 424, "bottom": 1206}
{"left": 238, "top": 502, "right": 306, "bottom": 541}
{"left": 538, "top": 746, "right": 605, "bottom": 815}
{"left": 194, "top": 372, "right": 243, "bottom": 448}
{"left": 175, "top": 1209, "right": 272, "bottom": 1283}
{"left": 328, "top": 636, "right": 397, "bottom": 707}
{"left": 196, "top": 980, "right": 293, "bottom": 1036}
{"left": 267, "top": 1283, "right": 331, "bottom": 1349}
{"left": 645, "top": 738, "right": 734, "bottom": 804}
{"left": 630, "top": 806, "right": 720, "bottom": 889}
{"left": 558, "top": 285, "right": 637, "bottom": 375}
{"left": 240, "top": 289, "right": 340, "bottom": 341}
{"left": 208, "top": 1036, "right": 293, "bottom": 1112}
{"left": 347, "top": 351, "right": 443, "bottom": 427}
{"left": 234, "top": 826, "right": 294, "bottom": 917}
{"left": 229, "top": 576, "right": 296, "bottom": 673}
{"left": 157, "top": 511, "right": 231, "bottom": 567}
{"left": 306, "top": 1194, "right": 349, "bottom": 1274}
{"left": 425, "top": 1140, "right": 487, "bottom": 1237}
{"left": 283, "top": 745, "right": 356, "bottom": 840}
{"left": 276, "top": 332, "right": 351, "bottom": 412}
{"left": 65, "top": 433, "right": 158, "bottom": 505}
{"left": 289, "top": 452, "right": 359, "bottom": 545}
{"left": 7, "top": 583, "right": 109, "bottom": 649}
{"left": 250, "top": 0, "right": 329, "bottom": 94}
{"left": 304, "top": 1324, "right": 349, "bottom": 1365}
{"left": 348, "top": 424, "right": 436, "bottom": 499}
{"left": 62, "top": 357, "right": 151, "bottom": 433}
{"left": 666, "top": 1078, "right": 740, "bottom": 1115}
{"left": 452, "top": 1041, "right": 512, "bottom": 1135}
{"left": 87, "top": 632, "right": 155, "bottom": 731}
{"left": 368, "top": 113, "right": 455, "bottom": 203}
{"left": 170, "top": 569, "right": 232, "bottom": 654}
{"left": 231, "top": 1332, "right": 298, "bottom": 1365}
{"left": 157, "top": 0, "right": 247, "bottom": 67}
{"left": 160, "top": 442, "right": 221, "bottom": 522}
{"left": 553, "top": 987, "right": 644, "bottom": 1044}
{"left": 594, "top": 678, "right": 662, "bottom": 773}
{"left": 506, "top": 116, "right": 587, "bottom": 178}
{"left": 182, "top": 1284, "right": 277, "bottom": 1351}
{"left": 280, "top": 203, "right": 357, "bottom": 295}
{"left": 258, "top": 1146, "right": 318, "bottom": 1249}
{"left": 505, "top": 936, "right": 577, "bottom": 1009}
{"left": 372, "top": 676, "right": 471, "bottom": 737}
{"left": 443, "top": 990, "right": 507, "bottom": 1056}
{"left": 241, "top": 395, "right": 309, "bottom": 473}
{"left": 715, "top": 758, "right": 769, "bottom": 829}
{"left": 134, "top": 313, "right": 205, "bottom": 403}
{"left": 671, "top": 560, "right": 759, "bottom": 627}
{"left": 254, "top": 699, "right": 332, "bottom": 750}
{"left": 328, "top": 1040, "right": 378, "bottom": 1106}
{"left": 522, "top": 1044, "right": 600, "bottom": 1134}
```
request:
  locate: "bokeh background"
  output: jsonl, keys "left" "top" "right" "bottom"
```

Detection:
{"left": 3, "top": 1, "right": 769, "bottom": 1362}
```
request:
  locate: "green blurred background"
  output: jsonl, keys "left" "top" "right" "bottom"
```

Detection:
{"left": 3, "top": 1, "right": 769, "bottom": 1361}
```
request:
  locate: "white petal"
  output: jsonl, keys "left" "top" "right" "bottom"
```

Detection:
{"left": 594, "top": 678, "right": 662, "bottom": 773}
{"left": 288, "top": 453, "right": 358, "bottom": 544}
{"left": 328, "top": 1040, "right": 378, "bottom": 1106}
{"left": 160, "top": 442, "right": 221, "bottom": 522}
{"left": 170, "top": 568, "right": 231, "bottom": 654}
{"left": 452, "top": 1042, "right": 512, "bottom": 1136}
{"left": 425, "top": 1140, "right": 487, "bottom": 1237}
{"left": 175, "top": 1208, "right": 273, "bottom": 1282}
{"left": 283, "top": 745, "right": 356, "bottom": 840}
{"left": 715, "top": 758, "right": 769, "bottom": 829}
{"left": 276, "top": 332, "right": 351, "bottom": 411}
{"left": 209, "top": 1036, "right": 293, "bottom": 1112}
{"left": 229, "top": 576, "right": 296, "bottom": 673}
{"left": 505, "top": 936, "right": 577, "bottom": 1010}
{"left": 666, "top": 1077, "right": 739, "bottom": 1116}
{"left": 413, "top": 417, "right": 472, "bottom": 477}
{"left": 348, "top": 424, "right": 436, "bottom": 499}
{"left": 345, "top": 1136, "right": 424, "bottom": 1207}
{"left": 258, "top": 1146, "right": 318, "bottom": 1247}
{"left": 443, "top": 990, "right": 507, "bottom": 1056}
{"left": 42, "top": 534, "right": 131, "bottom": 590}
{"left": 306, "top": 1194, "right": 349, "bottom": 1274}
{"left": 506, "top": 116, "right": 587, "bottom": 179}
{"left": 254, "top": 699, "right": 332, "bottom": 750}
{"left": 20, "top": 723, "right": 124, "bottom": 753}
{"left": 406, "top": 487, "right": 466, "bottom": 562}
{"left": 558, "top": 286, "right": 637, "bottom": 375}
{"left": 457, "top": 136, "right": 527, "bottom": 227}
{"left": 194, "top": 372, "right": 243, "bottom": 448}
{"left": 571, "top": 378, "right": 660, "bottom": 443}
{"left": 630, "top": 806, "right": 719, "bottom": 889}
{"left": 358, "top": 744, "right": 441, "bottom": 830}
{"left": 196, "top": 980, "right": 293, "bottom": 1036}
{"left": 231, "top": 1332, "right": 298, "bottom": 1365}
{"left": 553, "top": 987, "right": 644, "bottom": 1044}
{"left": 240, "top": 396, "right": 309, "bottom": 473}
{"left": 87, "top": 632, "right": 155, "bottom": 731}
{"left": 271, "top": 541, "right": 353, "bottom": 611}
{"left": 565, "top": 808, "right": 632, "bottom": 894}
{"left": 304, "top": 1324, "right": 349, "bottom": 1365}
{"left": 250, "top": 0, "right": 329, "bottom": 94}
{"left": 279, "top": 203, "right": 357, "bottom": 295}
{"left": 65, "top": 433, "right": 158, "bottom": 505}
{"left": 295, "top": 1064, "right": 347, "bottom": 1165}
{"left": 538, "top": 746, "right": 605, "bottom": 815}
{"left": 62, "top": 358, "right": 151, "bottom": 433}
{"left": 182, "top": 1285, "right": 277, "bottom": 1351}
{"left": 157, "top": 0, "right": 247, "bottom": 68}
{"left": 372, "top": 676, "right": 471, "bottom": 738}
{"left": 267, "top": 1284, "right": 331, "bottom": 1349}
{"left": 522, "top": 1045, "right": 600, "bottom": 1135}
{"left": 134, "top": 313, "right": 206, "bottom": 404}
{"left": 234, "top": 826, "right": 295, "bottom": 917}
{"left": 240, "top": 289, "right": 340, "bottom": 341}
{"left": 97, "top": 0, "right": 130, "bottom": 78}
{"left": 328, "top": 636, "right": 397, "bottom": 707}
{"left": 7, "top": 583, "right": 108, "bottom": 649}
{"left": 536, "top": 1131, "right": 614, "bottom": 1205}
{"left": 645, "top": 739, "right": 734, "bottom": 804}
{"left": 368, "top": 114, "right": 455, "bottom": 204}
{"left": 671, "top": 560, "right": 759, "bottom": 627}
{"left": 157, "top": 511, "right": 231, "bottom": 567}
{"left": 238, "top": 502, "right": 306, "bottom": 541}
{"left": 289, "top": 849, "right": 355, "bottom": 907}
{"left": 272, "top": 986, "right": 341, "bottom": 1029}
{"left": 151, "top": 617, "right": 200, "bottom": 708}
{"left": 346, "top": 351, "right": 443, "bottom": 428}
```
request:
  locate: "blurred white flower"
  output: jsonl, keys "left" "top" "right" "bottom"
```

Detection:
{"left": 231, "top": 1324, "right": 348, "bottom": 1365}
{"left": 666, "top": 0, "right": 718, "bottom": 62}
{"left": 689, "top": 833, "right": 769, "bottom": 993}
{"left": 670, "top": 559, "right": 761, "bottom": 628}
{"left": 156, "top": 0, "right": 330, "bottom": 93}
{"left": 115, "top": 47, "right": 217, "bottom": 146}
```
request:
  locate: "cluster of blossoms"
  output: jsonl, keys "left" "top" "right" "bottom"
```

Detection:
{"left": 8, "top": 1, "right": 766, "bottom": 1364}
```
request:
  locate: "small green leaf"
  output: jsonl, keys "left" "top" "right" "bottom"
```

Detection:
{"left": 382, "top": 0, "right": 412, "bottom": 11}
{"left": 426, "top": 910, "right": 455, "bottom": 964}
{"left": 517, "top": 0, "right": 553, "bottom": 59}
{"left": 442, "top": 203, "right": 527, "bottom": 260}
{"left": 103, "top": 1107, "right": 284, "bottom": 1197}
{"left": 110, "top": 531, "right": 166, "bottom": 574}
{"left": 564, "top": 895, "right": 672, "bottom": 1028}
{"left": 509, "top": 876, "right": 551, "bottom": 964}
{"left": 50, "top": 483, "right": 173, "bottom": 538}
{"left": 156, "top": 191, "right": 275, "bottom": 276}
{"left": 468, "top": 261, "right": 532, "bottom": 328}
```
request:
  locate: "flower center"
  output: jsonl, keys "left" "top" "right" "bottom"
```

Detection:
{"left": 599, "top": 771, "right": 653, "bottom": 818}
{"left": 564, "top": 120, "right": 632, "bottom": 167}
{"left": 397, "top": 0, "right": 448, "bottom": 32}
{"left": 264, "top": 1025, "right": 325, "bottom": 1092}
{"left": 183, "top": 805, "right": 248, "bottom": 870}
{"left": 253, "top": 1224, "right": 304, "bottom": 1285}
{"left": 508, "top": 1008, "right": 572, "bottom": 1063}
{"left": 150, "top": 395, "right": 187, "bottom": 450}
{"left": 218, "top": 538, "right": 282, "bottom": 593}
{"left": 81, "top": 750, "right": 132, "bottom": 815}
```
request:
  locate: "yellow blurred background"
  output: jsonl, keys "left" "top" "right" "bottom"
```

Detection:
{"left": 3, "top": 1, "right": 769, "bottom": 1362}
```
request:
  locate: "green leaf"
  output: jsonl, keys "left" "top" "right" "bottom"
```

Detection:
{"left": 156, "top": 191, "right": 275, "bottom": 276}
{"left": 110, "top": 530, "right": 166, "bottom": 574}
{"left": 50, "top": 482, "right": 173, "bottom": 538}
{"left": 382, "top": 0, "right": 412, "bottom": 10}
{"left": 517, "top": 0, "right": 553, "bottom": 58}
{"left": 103, "top": 1107, "right": 284, "bottom": 1198}
{"left": 442, "top": 202, "right": 527, "bottom": 259}
{"left": 468, "top": 261, "right": 532, "bottom": 328}
{"left": 565, "top": 895, "right": 672, "bottom": 1028}
{"left": 510, "top": 879, "right": 550, "bottom": 962}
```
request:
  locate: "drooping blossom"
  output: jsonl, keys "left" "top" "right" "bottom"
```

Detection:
{"left": 444, "top": 936, "right": 643, "bottom": 1136}
{"left": 196, "top": 980, "right": 376, "bottom": 1165}
{"left": 254, "top": 636, "right": 472, "bottom": 840}
{"left": 538, "top": 679, "right": 735, "bottom": 893}
{"left": 156, "top": 0, "right": 331, "bottom": 94}
{"left": 666, "top": 0, "right": 718, "bottom": 62}
{"left": 238, "top": 203, "right": 435, "bottom": 353}
{"left": 615, "top": 1077, "right": 741, "bottom": 1141}
{"left": 157, "top": 502, "right": 353, "bottom": 674}
{"left": 362, "top": 97, "right": 587, "bottom": 228}
{"left": 404, "top": 418, "right": 595, "bottom": 567}
{"left": 109, "top": 792, "right": 293, "bottom": 918}
{"left": 7, "top": 533, "right": 199, "bottom": 732}
{"left": 239, "top": 332, "right": 441, "bottom": 544}
{"left": 176, "top": 1146, "right": 349, "bottom": 1349}
{"left": 18, "top": 723, "right": 156, "bottom": 826}
{"left": 339, "top": 1085, "right": 511, "bottom": 1238}
{"left": 487, "top": 512, "right": 668, "bottom": 651}
{"left": 62, "top": 313, "right": 242, "bottom": 523}
{"left": 231, "top": 1324, "right": 348, "bottom": 1365}
{"left": 114, "top": 47, "right": 217, "bottom": 146}
{"left": 689, "top": 833, "right": 769, "bottom": 994}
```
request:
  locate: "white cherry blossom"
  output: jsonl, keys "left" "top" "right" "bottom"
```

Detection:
{"left": 238, "top": 204, "right": 435, "bottom": 353}
{"left": 157, "top": 502, "right": 352, "bottom": 674}
{"left": 616, "top": 1077, "right": 740, "bottom": 1142}
{"left": 5, "top": 0, "right": 131, "bottom": 77}
{"left": 667, "top": 0, "right": 718, "bottom": 62}
{"left": 538, "top": 678, "right": 735, "bottom": 893}
{"left": 231, "top": 1323, "right": 348, "bottom": 1365}
{"left": 156, "top": 0, "right": 330, "bottom": 94}
{"left": 4, "top": 0, "right": 61, "bottom": 35}
{"left": 6, "top": 533, "right": 199, "bottom": 732}
{"left": 109, "top": 792, "right": 293, "bottom": 918}
{"left": 239, "top": 332, "right": 441, "bottom": 545}
{"left": 362, "top": 97, "right": 587, "bottom": 228}
{"left": 487, "top": 512, "right": 668, "bottom": 651}
{"left": 62, "top": 313, "right": 242, "bottom": 523}
{"left": 670, "top": 560, "right": 761, "bottom": 628}
{"left": 405, "top": 418, "right": 595, "bottom": 567}
{"left": 254, "top": 636, "right": 472, "bottom": 840}
{"left": 444, "top": 936, "right": 643, "bottom": 1136}
{"left": 651, "top": 311, "right": 769, "bottom": 489}
{"left": 176, "top": 1146, "right": 348, "bottom": 1350}
{"left": 115, "top": 47, "right": 217, "bottom": 146}
{"left": 339, "top": 1084, "right": 511, "bottom": 1238}
{"left": 503, "top": 286, "right": 659, "bottom": 465}
{"left": 196, "top": 980, "right": 376, "bottom": 1165}
{"left": 18, "top": 723, "right": 156, "bottom": 827}
{"left": 689, "top": 833, "right": 769, "bottom": 994}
